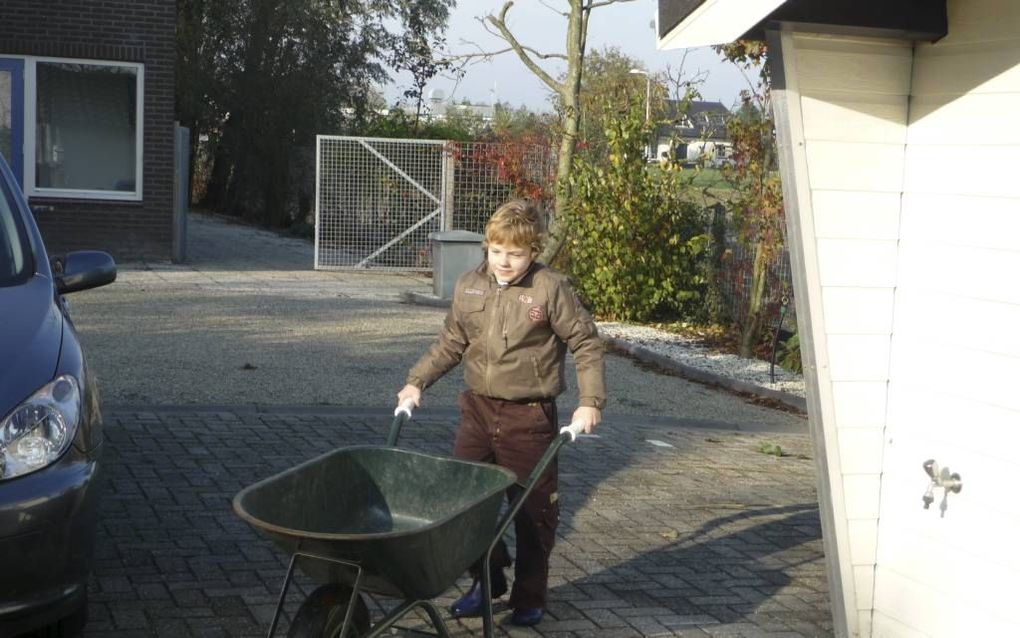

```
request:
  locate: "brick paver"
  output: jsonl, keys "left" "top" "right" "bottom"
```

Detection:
{"left": 82, "top": 408, "right": 831, "bottom": 637}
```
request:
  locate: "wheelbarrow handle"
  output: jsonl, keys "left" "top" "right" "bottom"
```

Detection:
{"left": 559, "top": 420, "right": 587, "bottom": 441}
{"left": 394, "top": 399, "right": 416, "bottom": 419}
{"left": 386, "top": 399, "right": 416, "bottom": 447}
{"left": 500, "top": 419, "right": 584, "bottom": 525}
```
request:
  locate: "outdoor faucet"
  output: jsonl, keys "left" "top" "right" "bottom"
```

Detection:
{"left": 921, "top": 459, "right": 963, "bottom": 517}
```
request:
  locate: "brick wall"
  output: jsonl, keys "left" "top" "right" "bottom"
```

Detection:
{"left": 0, "top": 0, "right": 176, "bottom": 261}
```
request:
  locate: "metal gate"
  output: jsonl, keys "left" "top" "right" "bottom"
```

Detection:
{"left": 315, "top": 136, "right": 557, "bottom": 271}
{"left": 315, "top": 136, "right": 448, "bottom": 271}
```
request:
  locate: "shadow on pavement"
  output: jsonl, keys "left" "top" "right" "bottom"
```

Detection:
{"left": 548, "top": 504, "right": 828, "bottom": 629}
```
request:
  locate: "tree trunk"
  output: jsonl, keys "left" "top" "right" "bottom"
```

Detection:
{"left": 739, "top": 239, "right": 769, "bottom": 358}
{"left": 539, "top": 0, "right": 585, "bottom": 264}
{"left": 544, "top": 99, "right": 578, "bottom": 263}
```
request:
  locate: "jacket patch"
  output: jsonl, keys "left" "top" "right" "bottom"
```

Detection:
{"left": 518, "top": 293, "right": 533, "bottom": 304}
{"left": 528, "top": 305, "right": 546, "bottom": 323}
{"left": 464, "top": 287, "right": 486, "bottom": 296}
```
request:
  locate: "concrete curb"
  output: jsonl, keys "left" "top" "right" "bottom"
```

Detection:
{"left": 603, "top": 336, "right": 807, "bottom": 413}
{"left": 399, "top": 289, "right": 807, "bottom": 414}
{"left": 401, "top": 290, "right": 451, "bottom": 307}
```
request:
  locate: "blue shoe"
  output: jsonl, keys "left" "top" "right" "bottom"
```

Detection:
{"left": 449, "top": 570, "right": 508, "bottom": 618}
{"left": 510, "top": 607, "right": 544, "bottom": 626}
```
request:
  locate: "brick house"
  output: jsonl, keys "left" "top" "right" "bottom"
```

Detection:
{"left": 0, "top": 0, "right": 176, "bottom": 260}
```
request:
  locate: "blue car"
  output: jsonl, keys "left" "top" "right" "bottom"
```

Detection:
{"left": 0, "top": 153, "right": 115, "bottom": 635}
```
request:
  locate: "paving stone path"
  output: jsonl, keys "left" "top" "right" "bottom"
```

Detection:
{"left": 82, "top": 407, "right": 831, "bottom": 638}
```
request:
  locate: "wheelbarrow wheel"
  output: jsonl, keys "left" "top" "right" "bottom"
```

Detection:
{"left": 287, "top": 584, "right": 370, "bottom": 638}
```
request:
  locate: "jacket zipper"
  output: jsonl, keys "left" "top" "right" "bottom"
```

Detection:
{"left": 486, "top": 285, "right": 505, "bottom": 396}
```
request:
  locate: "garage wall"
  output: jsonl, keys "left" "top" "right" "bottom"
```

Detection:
{"left": 773, "top": 31, "right": 914, "bottom": 637}
{"left": 871, "top": 0, "right": 1020, "bottom": 635}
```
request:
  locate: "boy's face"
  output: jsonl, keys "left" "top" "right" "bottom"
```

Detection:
{"left": 487, "top": 242, "right": 535, "bottom": 283}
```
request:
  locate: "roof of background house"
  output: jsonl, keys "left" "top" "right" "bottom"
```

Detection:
{"left": 657, "top": 99, "right": 731, "bottom": 141}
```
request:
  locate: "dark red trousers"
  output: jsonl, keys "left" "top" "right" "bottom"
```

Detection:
{"left": 453, "top": 390, "right": 559, "bottom": 610}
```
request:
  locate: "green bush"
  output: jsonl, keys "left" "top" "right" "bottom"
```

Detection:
{"left": 565, "top": 96, "right": 710, "bottom": 322}
{"left": 778, "top": 331, "right": 803, "bottom": 374}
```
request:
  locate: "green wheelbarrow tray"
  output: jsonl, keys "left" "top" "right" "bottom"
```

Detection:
{"left": 233, "top": 445, "right": 516, "bottom": 601}
{"left": 233, "top": 404, "right": 584, "bottom": 638}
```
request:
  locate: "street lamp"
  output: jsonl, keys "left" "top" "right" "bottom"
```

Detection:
{"left": 629, "top": 68, "right": 653, "bottom": 160}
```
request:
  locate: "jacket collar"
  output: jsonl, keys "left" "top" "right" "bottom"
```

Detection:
{"left": 475, "top": 259, "right": 542, "bottom": 288}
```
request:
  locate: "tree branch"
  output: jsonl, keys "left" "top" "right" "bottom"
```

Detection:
{"left": 486, "top": 1, "right": 565, "bottom": 95}
{"left": 539, "top": 0, "right": 569, "bottom": 16}
{"left": 584, "top": 0, "right": 640, "bottom": 9}
{"left": 579, "top": 5, "right": 590, "bottom": 56}
{"left": 447, "top": 43, "right": 567, "bottom": 62}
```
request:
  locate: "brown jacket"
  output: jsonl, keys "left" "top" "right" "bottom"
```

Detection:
{"left": 407, "top": 262, "right": 606, "bottom": 408}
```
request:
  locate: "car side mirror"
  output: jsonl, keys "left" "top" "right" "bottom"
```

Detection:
{"left": 55, "top": 251, "right": 117, "bottom": 294}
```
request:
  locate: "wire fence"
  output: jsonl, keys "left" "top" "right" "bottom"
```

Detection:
{"left": 444, "top": 141, "right": 558, "bottom": 234}
{"left": 717, "top": 242, "right": 796, "bottom": 333}
{"left": 315, "top": 137, "right": 557, "bottom": 271}
{"left": 315, "top": 136, "right": 446, "bottom": 271}
{"left": 314, "top": 134, "right": 794, "bottom": 333}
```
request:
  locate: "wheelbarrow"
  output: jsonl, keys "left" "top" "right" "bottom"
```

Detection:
{"left": 233, "top": 401, "right": 586, "bottom": 638}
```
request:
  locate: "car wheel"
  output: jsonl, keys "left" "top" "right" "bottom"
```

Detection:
{"left": 287, "top": 584, "right": 370, "bottom": 637}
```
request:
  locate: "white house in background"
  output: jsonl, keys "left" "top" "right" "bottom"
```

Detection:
{"left": 654, "top": 99, "right": 732, "bottom": 165}
{"left": 657, "top": 0, "right": 1019, "bottom": 636}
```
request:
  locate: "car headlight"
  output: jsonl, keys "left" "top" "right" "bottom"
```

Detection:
{"left": 0, "top": 375, "right": 81, "bottom": 480}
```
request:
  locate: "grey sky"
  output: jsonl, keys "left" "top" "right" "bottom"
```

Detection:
{"left": 384, "top": 0, "right": 752, "bottom": 112}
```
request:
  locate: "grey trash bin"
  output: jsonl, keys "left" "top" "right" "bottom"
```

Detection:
{"left": 431, "top": 230, "right": 484, "bottom": 299}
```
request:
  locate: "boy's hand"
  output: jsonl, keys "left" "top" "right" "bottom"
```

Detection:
{"left": 571, "top": 406, "right": 602, "bottom": 434}
{"left": 397, "top": 384, "right": 422, "bottom": 408}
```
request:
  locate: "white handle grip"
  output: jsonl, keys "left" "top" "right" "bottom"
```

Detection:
{"left": 394, "top": 399, "right": 416, "bottom": 419}
{"left": 559, "top": 420, "right": 587, "bottom": 442}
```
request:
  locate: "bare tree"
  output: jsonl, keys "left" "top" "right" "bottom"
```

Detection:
{"left": 454, "top": 0, "right": 638, "bottom": 262}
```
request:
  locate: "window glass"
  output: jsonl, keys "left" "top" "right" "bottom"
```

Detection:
{"left": 36, "top": 62, "right": 137, "bottom": 192}
{"left": 0, "top": 178, "right": 28, "bottom": 285}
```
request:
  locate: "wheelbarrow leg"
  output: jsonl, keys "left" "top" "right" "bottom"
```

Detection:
{"left": 268, "top": 550, "right": 366, "bottom": 638}
{"left": 481, "top": 561, "right": 496, "bottom": 638}
{"left": 331, "top": 567, "right": 365, "bottom": 638}
{"left": 268, "top": 551, "right": 302, "bottom": 637}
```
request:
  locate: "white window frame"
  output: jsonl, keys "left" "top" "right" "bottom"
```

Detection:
{"left": 23, "top": 56, "right": 144, "bottom": 201}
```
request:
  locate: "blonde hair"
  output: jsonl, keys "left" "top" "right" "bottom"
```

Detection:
{"left": 483, "top": 200, "right": 546, "bottom": 255}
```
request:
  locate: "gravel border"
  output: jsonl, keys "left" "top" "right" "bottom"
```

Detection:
{"left": 403, "top": 293, "right": 807, "bottom": 412}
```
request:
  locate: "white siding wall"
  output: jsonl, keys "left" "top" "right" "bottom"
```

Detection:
{"left": 871, "top": 0, "right": 1020, "bottom": 635}
{"left": 780, "top": 32, "right": 915, "bottom": 637}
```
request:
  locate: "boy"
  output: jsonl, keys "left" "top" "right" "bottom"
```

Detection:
{"left": 397, "top": 199, "right": 605, "bottom": 626}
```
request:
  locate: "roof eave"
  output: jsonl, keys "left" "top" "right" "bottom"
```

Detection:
{"left": 657, "top": 0, "right": 948, "bottom": 49}
{"left": 657, "top": 0, "right": 788, "bottom": 50}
